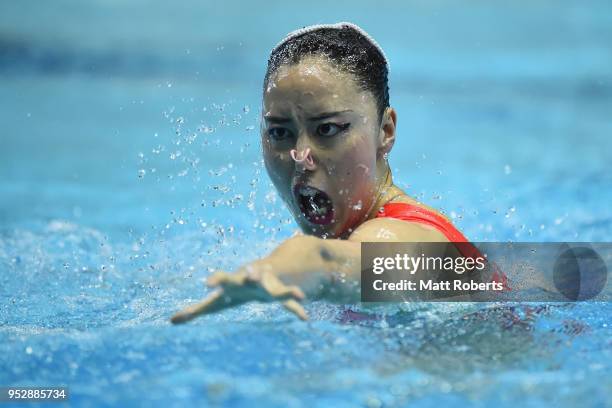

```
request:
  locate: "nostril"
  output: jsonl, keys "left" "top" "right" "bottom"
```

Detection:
{"left": 290, "top": 147, "right": 312, "bottom": 163}
{"left": 304, "top": 153, "right": 314, "bottom": 168}
{"left": 290, "top": 149, "right": 300, "bottom": 162}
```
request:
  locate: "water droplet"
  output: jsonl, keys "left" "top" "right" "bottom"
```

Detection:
{"left": 199, "top": 125, "right": 214, "bottom": 134}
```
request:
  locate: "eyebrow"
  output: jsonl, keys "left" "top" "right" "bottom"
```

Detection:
{"left": 307, "top": 110, "right": 353, "bottom": 121}
{"left": 263, "top": 116, "right": 292, "bottom": 124}
{"left": 264, "top": 110, "right": 353, "bottom": 124}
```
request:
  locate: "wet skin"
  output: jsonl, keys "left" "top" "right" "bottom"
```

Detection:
{"left": 261, "top": 55, "right": 387, "bottom": 239}
{"left": 171, "top": 55, "right": 455, "bottom": 323}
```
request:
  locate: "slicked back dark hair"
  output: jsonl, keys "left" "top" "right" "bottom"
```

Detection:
{"left": 264, "top": 24, "right": 390, "bottom": 122}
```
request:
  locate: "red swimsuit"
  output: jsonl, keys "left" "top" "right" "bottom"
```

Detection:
{"left": 376, "top": 202, "right": 469, "bottom": 242}
{"left": 376, "top": 202, "right": 509, "bottom": 288}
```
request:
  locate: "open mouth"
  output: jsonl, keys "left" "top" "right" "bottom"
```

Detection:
{"left": 293, "top": 184, "right": 335, "bottom": 225}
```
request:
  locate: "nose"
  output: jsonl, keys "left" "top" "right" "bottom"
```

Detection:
{"left": 290, "top": 146, "right": 316, "bottom": 172}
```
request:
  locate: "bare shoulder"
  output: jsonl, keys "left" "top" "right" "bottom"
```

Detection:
{"left": 348, "top": 217, "right": 449, "bottom": 243}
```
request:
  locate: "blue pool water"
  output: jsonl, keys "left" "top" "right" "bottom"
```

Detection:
{"left": 1, "top": 1, "right": 611, "bottom": 407}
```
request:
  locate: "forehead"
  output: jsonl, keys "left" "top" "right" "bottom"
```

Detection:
{"left": 264, "top": 55, "right": 377, "bottom": 116}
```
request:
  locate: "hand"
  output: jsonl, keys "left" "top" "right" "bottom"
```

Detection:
{"left": 170, "top": 267, "right": 308, "bottom": 324}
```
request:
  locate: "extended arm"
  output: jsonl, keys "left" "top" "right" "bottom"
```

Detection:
{"left": 170, "top": 217, "right": 448, "bottom": 323}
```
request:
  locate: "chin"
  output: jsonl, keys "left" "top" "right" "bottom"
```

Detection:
{"left": 296, "top": 213, "right": 352, "bottom": 239}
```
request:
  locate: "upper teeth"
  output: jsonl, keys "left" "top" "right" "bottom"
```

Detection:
{"left": 300, "top": 187, "right": 317, "bottom": 197}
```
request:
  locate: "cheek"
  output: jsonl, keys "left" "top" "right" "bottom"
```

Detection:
{"left": 333, "top": 139, "right": 378, "bottom": 187}
{"left": 263, "top": 145, "right": 293, "bottom": 188}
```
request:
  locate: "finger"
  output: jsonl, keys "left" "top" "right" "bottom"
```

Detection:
{"left": 283, "top": 299, "right": 309, "bottom": 321}
{"left": 259, "top": 272, "right": 305, "bottom": 300}
{"left": 171, "top": 289, "right": 227, "bottom": 324}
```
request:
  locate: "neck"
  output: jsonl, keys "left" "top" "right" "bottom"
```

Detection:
{"left": 363, "top": 166, "right": 405, "bottom": 221}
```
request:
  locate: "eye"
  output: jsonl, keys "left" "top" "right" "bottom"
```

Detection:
{"left": 267, "top": 127, "right": 292, "bottom": 141}
{"left": 317, "top": 123, "right": 350, "bottom": 137}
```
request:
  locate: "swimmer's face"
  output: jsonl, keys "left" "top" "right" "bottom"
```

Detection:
{"left": 261, "top": 55, "right": 389, "bottom": 238}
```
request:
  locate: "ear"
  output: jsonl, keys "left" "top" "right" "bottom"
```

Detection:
{"left": 377, "top": 107, "right": 397, "bottom": 158}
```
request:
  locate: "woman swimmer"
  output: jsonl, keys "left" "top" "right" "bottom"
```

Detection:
{"left": 171, "top": 22, "right": 478, "bottom": 323}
